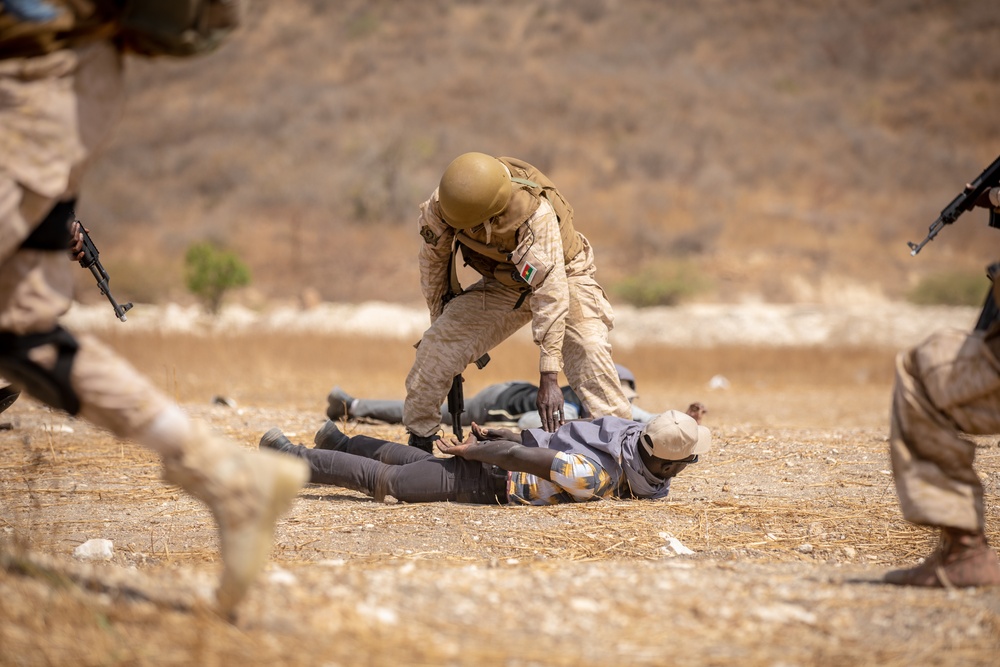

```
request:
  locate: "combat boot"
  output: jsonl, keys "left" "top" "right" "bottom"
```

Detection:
{"left": 314, "top": 420, "right": 350, "bottom": 451}
{"left": 408, "top": 432, "right": 439, "bottom": 454}
{"left": 884, "top": 527, "right": 1000, "bottom": 588}
{"left": 161, "top": 424, "right": 309, "bottom": 617}
{"left": 326, "top": 386, "right": 356, "bottom": 421}
{"left": 259, "top": 427, "right": 302, "bottom": 456}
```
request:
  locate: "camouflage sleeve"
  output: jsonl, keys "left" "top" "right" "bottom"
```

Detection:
{"left": 417, "top": 190, "right": 455, "bottom": 322}
{"left": 523, "top": 198, "right": 570, "bottom": 373}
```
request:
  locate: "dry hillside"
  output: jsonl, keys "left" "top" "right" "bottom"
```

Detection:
{"left": 75, "top": 0, "right": 1000, "bottom": 309}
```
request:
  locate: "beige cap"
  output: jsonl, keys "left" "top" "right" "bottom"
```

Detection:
{"left": 641, "top": 410, "right": 712, "bottom": 460}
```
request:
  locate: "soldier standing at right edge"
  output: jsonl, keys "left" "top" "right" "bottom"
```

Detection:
{"left": 885, "top": 183, "right": 1000, "bottom": 587}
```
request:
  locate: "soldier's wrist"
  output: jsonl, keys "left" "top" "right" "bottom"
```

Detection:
{"left": 990, "top": 187, "right": 1000, "bottom": 209}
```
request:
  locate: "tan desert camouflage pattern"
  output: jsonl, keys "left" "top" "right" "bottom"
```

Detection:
{"left": 0, "top": 41, "right": 123, "bottom": 260}
{"left": 889, "top": 327, "right": 1000, "bottom": 532}
{"left": 0, "top": 41, "right": 170, "bottom": 438}
{"left": 406, "top": 194, "right": 630, "bottom": 436}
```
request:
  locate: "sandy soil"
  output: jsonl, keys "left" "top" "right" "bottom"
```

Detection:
{"left": 1, "top": 315, "right": 998, "bottom": 666}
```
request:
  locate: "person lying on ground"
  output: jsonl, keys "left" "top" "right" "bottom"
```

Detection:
{"left": 259, "top": 403, "right": 710, "bottom": 506}
{"left": 326, "top": 363, "right": 671, "bottom": 429}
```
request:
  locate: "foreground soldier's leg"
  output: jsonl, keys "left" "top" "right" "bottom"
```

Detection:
{"left": 1, "top": 323, "right": 310, "bottom": 614}
{"left": 0, "top": 225, "right": 308, "bottom": 618}
{"left": 1, "top": 42, "right": 309, "bottom": 616}
{"left": 886, "top": 329, "right": 1000, "bottom": 587}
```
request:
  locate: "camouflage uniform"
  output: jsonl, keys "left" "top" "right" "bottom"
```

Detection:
{"left": 889, "top": 326, "right": 1000, "bottom": 533}
{"left": 0, "top": 41, "right": 172, "bottom": 435}
{"left": 0, "top": 6, "right": 308, "bottom": 616}
{"left": 404, "top": 159, "right": 631, "bottom": 438}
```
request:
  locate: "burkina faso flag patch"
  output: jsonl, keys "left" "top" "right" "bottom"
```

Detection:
{"left": 520, "top": 262, "right": 537, "bottom": 283}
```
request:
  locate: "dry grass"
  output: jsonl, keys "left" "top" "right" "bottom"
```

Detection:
{"left": 96, "top": 329, "right": 899, "bottom": 420}
{"left": 2, "top": 332, "right": 998, "bottom": 665}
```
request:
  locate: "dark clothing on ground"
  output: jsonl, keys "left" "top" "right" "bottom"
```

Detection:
{"left": 288, "top": 434, "right": 508, "bottom": 505}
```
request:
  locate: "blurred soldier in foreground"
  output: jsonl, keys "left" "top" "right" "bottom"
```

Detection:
{"left": 0, "top": 1, "right": 308, "bottom": 616}
{"left": 405, "top": 152, "right": 631, "bottom": 451}
{"left": 327, "top": 363, "right": 666, "bottom": 429}
{"left": 885, "top": 183, "right": 1000, "bottom": 588}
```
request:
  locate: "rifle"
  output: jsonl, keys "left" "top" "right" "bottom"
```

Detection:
{"left": 74, "top": 219, "right": 133, "bottom": 322}
{"left": 907, "top": 155, "right": 1000, "bottom": 256}
{"left": 447, "top": 353, "right": 490, "bottom": 442}
{"left": 441, "top": 259, "right": 492, "bottom": 440}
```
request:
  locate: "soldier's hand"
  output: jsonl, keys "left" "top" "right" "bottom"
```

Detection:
{"left": 970, "top": 184, "right": 997, "bottom": 209}
{"left": 685, "top": 402, "right": 708, "bottom": 424}
{"left": 68, "top": 220, "right": 89, "bottom": 262}
{"left": 536, "top": 371, "right": 565, "bottom": 432}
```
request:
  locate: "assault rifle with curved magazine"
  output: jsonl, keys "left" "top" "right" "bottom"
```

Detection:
{"left": 73, "top": 219, "right": 133, "bottom": 322}
{"left": 907, "top": 155, "right": 1000, "bottom": 331}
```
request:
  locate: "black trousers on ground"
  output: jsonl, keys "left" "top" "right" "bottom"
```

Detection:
{"left": 288, "top": 434, "right": 508, "bottom": 504}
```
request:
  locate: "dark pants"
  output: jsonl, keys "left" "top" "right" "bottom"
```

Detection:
{"left": 288, "top": 434, "right": 508, "bottom": 504}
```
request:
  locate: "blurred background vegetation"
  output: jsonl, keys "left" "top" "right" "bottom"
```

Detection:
{"left": 73, "top": 0, "right": 1000, "bottom": 310}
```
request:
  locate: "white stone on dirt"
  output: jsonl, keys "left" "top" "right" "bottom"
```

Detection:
{"left": 73, "top": 539, "right": 114, "bottom": 561}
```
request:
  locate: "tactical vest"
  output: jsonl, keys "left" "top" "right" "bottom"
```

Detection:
{"left": 448, "top": 156, "right": 584, "bottom": 287}
{"left": 0, "top": 0, "right": 240, "bottom": 60}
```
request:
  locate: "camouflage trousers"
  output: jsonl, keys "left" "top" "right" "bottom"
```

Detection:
{"left": 403, "top": 276, "right": 631, "bottom": 437}
{"left": 889, "top": 328, "right": 1000, "bottom": 533}
{"left": 0, "top": 41, "right": 172, "bottom": 440}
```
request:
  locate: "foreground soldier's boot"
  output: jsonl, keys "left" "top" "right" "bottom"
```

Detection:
{"left": 884, "top": 528, "right": 1000, "bottom": 588}
{"left": 162, "top": 424, "right": 309, "bottom": 617}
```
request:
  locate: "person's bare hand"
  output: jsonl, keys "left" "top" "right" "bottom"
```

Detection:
{"left": 436, "top": 432, "right": 476, "bottom": 457}
{"left": 536, "top": 371, "right": 564, "bottom": 432}
{"left": 686, "top": 402, "right": 708, "bottom": 424}
{"left": 68, "top": 220, "right": 88, "bottom": 262}
{"left": 471, "top": 422, "right": 518, "bottom": 442}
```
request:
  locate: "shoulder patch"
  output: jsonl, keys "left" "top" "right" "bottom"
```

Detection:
{"left": 420, "top": 225, "right": 439, "bottom": 245}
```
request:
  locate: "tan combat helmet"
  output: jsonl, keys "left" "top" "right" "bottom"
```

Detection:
{"left": 438, "top": 152, "right": 512, "bottom": 229}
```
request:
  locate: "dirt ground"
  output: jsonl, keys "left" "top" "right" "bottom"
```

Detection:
{"left": 1, "top": 331, "right": 999, "bottom": 666}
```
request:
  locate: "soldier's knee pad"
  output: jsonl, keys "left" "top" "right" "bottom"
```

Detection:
{"left": 0, "top": 326, "right": 81, "bottom": 414}
{"left": 20, "top": 199, "right": 75, "bottom": 251}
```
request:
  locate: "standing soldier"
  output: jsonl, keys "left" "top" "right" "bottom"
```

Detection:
{"left": 404, "top": 152, "right": 632, "bottom": 451}
{"left": 0, "top": 1, "right": 308, "bottom": 616}
{"left": 885, "top": 183, "right": 1000, "bottom": 587}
